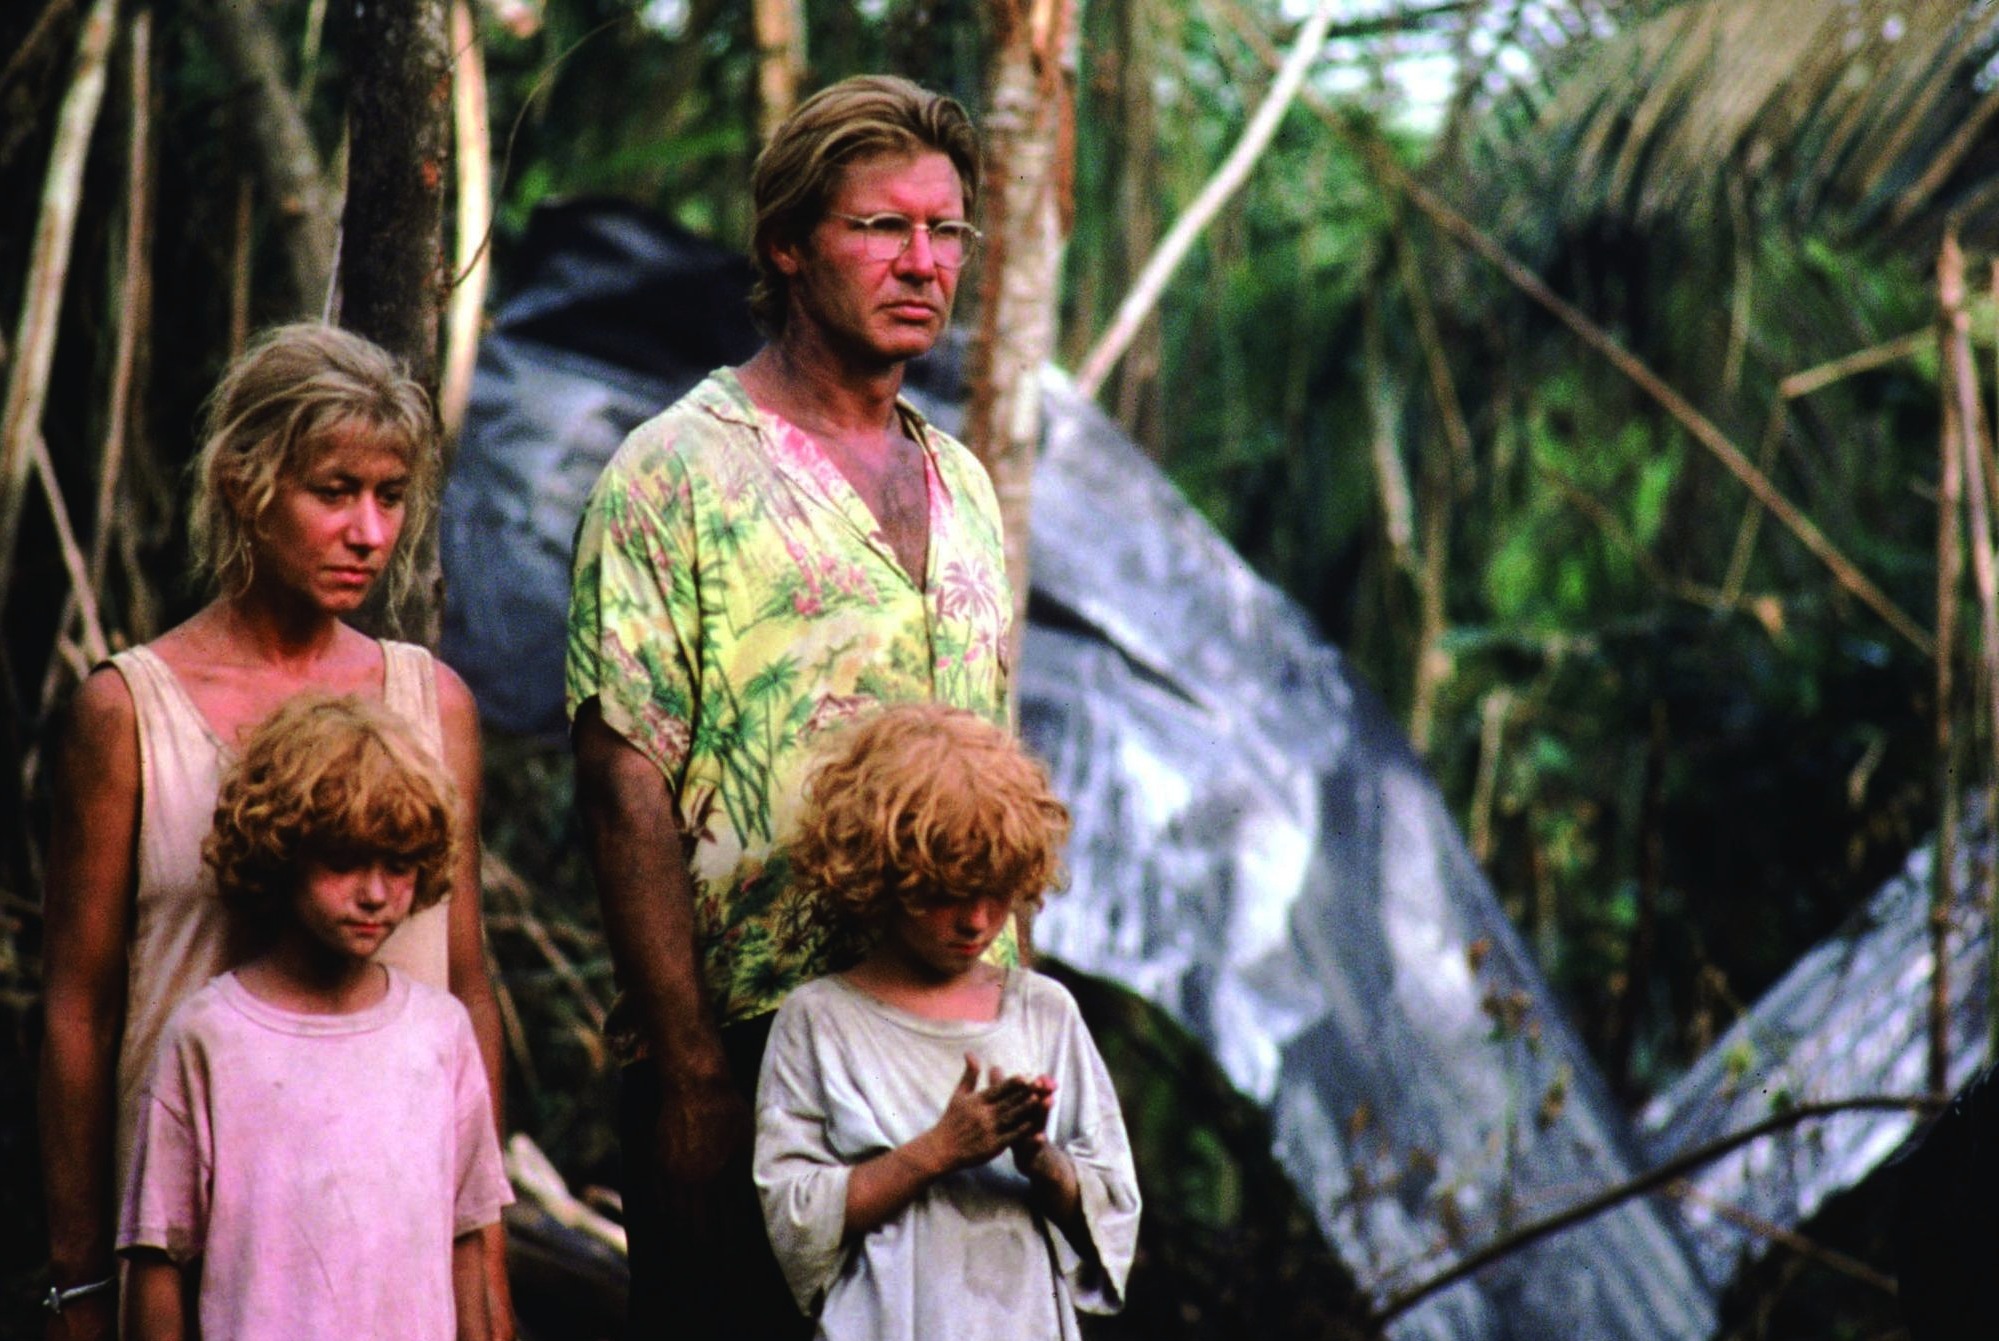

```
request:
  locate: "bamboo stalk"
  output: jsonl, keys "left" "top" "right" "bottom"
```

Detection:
{"left": 91, "top": 4, "right": 154, "bottom": 594}
{"left": 439, "top": 0, "right": 492, "bottom": 443}
{"left": 1932, "top": 233, "right": 1966, "bottom": 1100}
{"left": 33, "top": 438, "right": 108, "bottom": 664}
{"left": 1941, "top": 231, "right": 1999, "bottom": 1061}
{"left": 0, "top": 0, "right": 119, "bottom": 611}
{"left": 1074, "top": 0, "right": 1339, "bottom": 398}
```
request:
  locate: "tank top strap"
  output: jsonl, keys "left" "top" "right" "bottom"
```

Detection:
{"left": 107, "top": 646, "right": 229, "bottom": 830}
{"left": 379, "top": 639, "right": 443, "bottom": 758}
{"left": 372, "top": 639, "right": 454, "bottom": 990}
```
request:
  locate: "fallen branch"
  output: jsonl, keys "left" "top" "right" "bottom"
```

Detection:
{"left": 1378, "top": 1094, "right": 1938, "bottom": 1322}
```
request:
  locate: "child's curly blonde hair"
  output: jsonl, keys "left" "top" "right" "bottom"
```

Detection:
{"left": 791, "top": 704, "right": 1069, "bottom": 944}
{"left": 204, "top": 694, "right": 458, "bottom": 938}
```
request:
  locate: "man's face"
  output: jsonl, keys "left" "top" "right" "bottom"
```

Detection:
{"left": 774, "top": 150, "right": 969, "bottom": 368}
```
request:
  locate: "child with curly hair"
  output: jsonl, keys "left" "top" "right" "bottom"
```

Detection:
{"left": 753, "top": 703, "right": 1140, "bottom": 1340}
{"left": 118, "top": 695, "right": 511, "bottom": 1341}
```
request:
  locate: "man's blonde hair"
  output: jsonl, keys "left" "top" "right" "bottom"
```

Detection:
{"left": 205, "top": 694, "right": 457, "bottom": 937}
{"left": 791, "top": 703, "right": 1068, "bottom": 943}
{"left": 748, "top": 75, "right": 981, "bottom": 334}
{"left": 188, "top": 323, "right": 438, "bottom": 606}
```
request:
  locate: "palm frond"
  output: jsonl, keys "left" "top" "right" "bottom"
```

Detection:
{"left": 1467, "top": 0, "right": 1999, "bottom": 248}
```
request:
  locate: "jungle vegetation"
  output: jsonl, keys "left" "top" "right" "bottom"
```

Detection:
{"left": 2, "top": 0, "right": 1996, "bottom": 1336}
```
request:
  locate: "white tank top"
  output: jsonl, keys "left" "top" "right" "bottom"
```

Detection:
{"left": 108, "top": 639, "right": 452, "bottom": 1198}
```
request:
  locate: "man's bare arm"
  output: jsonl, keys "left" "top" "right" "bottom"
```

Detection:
{"left": 571, "top": 698, "right": 746, "bottom": 1181}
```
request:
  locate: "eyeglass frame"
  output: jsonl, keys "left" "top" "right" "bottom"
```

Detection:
{"left": 826, "top": 212, "right": 983, "bottom": 267}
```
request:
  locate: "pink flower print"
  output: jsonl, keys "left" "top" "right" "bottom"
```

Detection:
{"left": 804, "top": 693, "right": 870, "bottom": 735}
{"left": 793, "top": 590, "right": 823, "bottom": 617}
{"left": 936, "top": 559, "right": 998, "bottom": 623}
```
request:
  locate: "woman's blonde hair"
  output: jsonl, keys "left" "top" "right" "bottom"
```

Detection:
{"left": 188, "top": 322, "right": 438, "bottom": 606}
{"left": 748, "top": 74, "right": 980, "bottom": 334}
{"left": 791, "top": 703, "right": 1068, "bottom": 944}
{"left": 205, "top": 694, "right": 458, "bottom": 938}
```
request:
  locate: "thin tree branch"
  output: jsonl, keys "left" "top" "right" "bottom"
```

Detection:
{"left": 440, "top": 0, "right": 492, "bottom": 442}
{"left": 1395, "top": 218, "right": 1475, "bottom": 492}
{"left": 1665, "top": 1178, "right": 1898, "bottom": 1295}
{"left": 0, "top": 0, "right": 80, "bottom": 107}
{"left": 1378, "top": 1095, "right": 1938, "bottom": 1322}
{"left": 195, "top": 0, "right": 337, "bottom": 313}
{"left": 1778, "top": 329, "right": 1935, "bottom": 400}
{"left": 1940, "top": 231, "right": 1999, "bottom": 1062}
{"left": 1074, "top": 0, "right": 1340, "bottom": 398}
{"left": 90, "top": 5, "right": 154, "bottom": 598}
{"left": 0, "top": 0, "right": 117, "bottom": 612}
{"left": 1932, "top": 230, "right": 1968, "bottom": 1100}
{"left": 32, "top": 437, "right": 108, "bottom": 664}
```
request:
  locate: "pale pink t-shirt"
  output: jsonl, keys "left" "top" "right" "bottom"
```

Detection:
{"left": 118, "top": 969, "right": 511, "bottom": 1341}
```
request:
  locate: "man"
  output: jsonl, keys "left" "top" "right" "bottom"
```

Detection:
{"left": 566, "top": 76, "right": 1013, "bottom": 1338}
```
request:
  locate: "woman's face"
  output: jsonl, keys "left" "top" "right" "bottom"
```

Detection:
{"left": 249, "top": 420, "right": 411, "bottom": 613}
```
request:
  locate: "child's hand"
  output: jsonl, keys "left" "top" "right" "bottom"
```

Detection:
{"left": 1004, "top": 1073, "right": 1057, "bottom": 1173}
{"left": 925, "top": 1054, "right": 1051, "bottom": 1173}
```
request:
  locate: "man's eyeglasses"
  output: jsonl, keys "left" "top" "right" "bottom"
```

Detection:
{"left": 829, "top": 213, "right": 982, "bottom": 268}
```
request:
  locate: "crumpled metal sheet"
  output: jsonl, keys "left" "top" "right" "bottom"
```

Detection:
{"left": 443, "top": 201, "right": 1718, "bottom": 1340}
{"left": 1638, "top": 822, "right": 1991, "bottom": 1294}
{"left": 985, "top": 377, "right": 1713, "bottom": 1341}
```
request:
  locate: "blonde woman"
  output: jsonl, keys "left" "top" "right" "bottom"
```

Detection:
{"left": 38, "top": 324, "right": 509, "bottom": 1340}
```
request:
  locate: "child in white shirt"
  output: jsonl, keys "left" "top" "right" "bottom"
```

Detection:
{"left": 754, "top": 703, "right": 1140, "bottom": 1340}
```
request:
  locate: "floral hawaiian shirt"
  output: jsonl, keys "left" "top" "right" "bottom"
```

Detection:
{"left": 567, "top": 369, "right": 1014, "bottom": 1029}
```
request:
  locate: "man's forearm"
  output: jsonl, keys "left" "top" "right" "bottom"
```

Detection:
{"left": 572, "top": 701, "right": 726, "bottom": 1078}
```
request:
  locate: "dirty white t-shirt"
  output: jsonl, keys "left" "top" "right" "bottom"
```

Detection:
{"left": 754, "top": 969, "right": 1141, "bottom": 1341}
{"left": 118, "top": 969, "right": 511, "bottom": 1341}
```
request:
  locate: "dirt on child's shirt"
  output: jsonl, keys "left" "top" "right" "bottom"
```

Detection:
{"left": 118, "top": 969, "right": 511, "bottom": 1341}
{"left": 754, "top": 970, "right": 1141, "bottom": 1340}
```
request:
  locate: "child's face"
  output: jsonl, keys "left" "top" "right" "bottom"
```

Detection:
{"left": 885, "top": 886, "right": 1013, "bottom": 980}
{"left": 293, "top": 851, "right": 417, "bottom": 962}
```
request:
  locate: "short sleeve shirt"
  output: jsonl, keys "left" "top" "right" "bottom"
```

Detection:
{"left": 118, "top": 971, "right": 512, "bottom": 1341}
{"left": 566, "top": 369, "right": 1014, "bottom": 1026}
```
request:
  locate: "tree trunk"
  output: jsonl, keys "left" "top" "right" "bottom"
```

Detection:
{"left": 340, "top": 0, "right": 449, "bottom": 391}
{"left": 751, "top": 0, "right": 805, "bottom": 144}
{"left": 963, "top": 0, "right": 1075, "bottom": 670}
{"left": 340, "top": 0, "right": 450, "bottom": 643}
